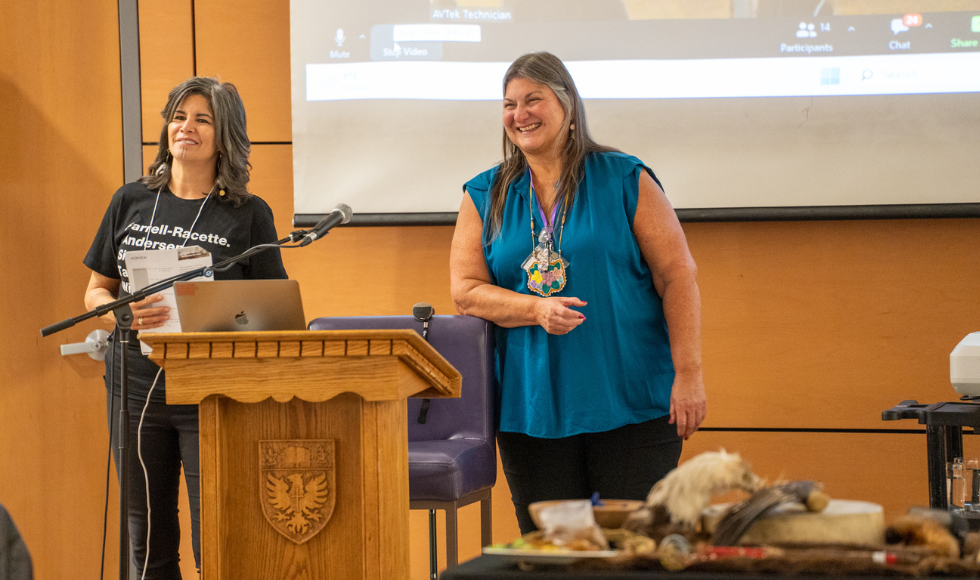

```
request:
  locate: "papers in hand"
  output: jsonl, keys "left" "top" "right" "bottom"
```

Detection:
{"left": 124, "top": 246, "right": 213, "bottom": 354}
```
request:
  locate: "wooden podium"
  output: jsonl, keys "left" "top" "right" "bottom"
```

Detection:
{"left": 140, "top": 329, "right": 461, "bottom": 580}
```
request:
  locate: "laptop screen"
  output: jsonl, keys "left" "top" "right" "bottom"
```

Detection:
{"left": 173, "top": 280, "right": 307, "bottom": 332}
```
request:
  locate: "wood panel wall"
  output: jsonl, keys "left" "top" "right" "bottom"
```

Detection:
{"left": 2, "top": 1, "right": 979, "bottom": 579}
{"left": 0, "top": 1, "right": 127, "bottom": 579}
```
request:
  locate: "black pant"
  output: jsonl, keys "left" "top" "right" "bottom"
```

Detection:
{"left": 108, "top": 392, "right": 201, "bottom": 579}
{"left": 496, "top": 416, "right": 682, "bottom": 535}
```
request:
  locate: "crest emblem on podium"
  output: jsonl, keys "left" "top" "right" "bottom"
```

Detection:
{"left": 259, "top": 440, "right": 336, "bottom": 544}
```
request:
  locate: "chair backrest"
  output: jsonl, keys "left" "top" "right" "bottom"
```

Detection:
{"left": 307, "top": 315, "right": 496, "bottom": 443}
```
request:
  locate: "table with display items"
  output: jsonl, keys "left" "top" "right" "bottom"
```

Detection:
{"left": 439, "top": 553, "right": 961, "bottom": 580}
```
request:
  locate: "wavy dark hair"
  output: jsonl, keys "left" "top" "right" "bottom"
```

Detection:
{"left": 141, "top": 77, "right": 252, "bottom": 207}
{"left": 486, "top": 52, "right": 617, "bottom": 240}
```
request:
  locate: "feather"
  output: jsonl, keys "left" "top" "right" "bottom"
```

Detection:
{"left": 712, "top": 481, "right": 825, "bottom": 546}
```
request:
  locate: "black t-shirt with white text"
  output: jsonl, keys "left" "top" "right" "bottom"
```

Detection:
{"left": 84, "top": 181, "right": 289, "bottom": 401}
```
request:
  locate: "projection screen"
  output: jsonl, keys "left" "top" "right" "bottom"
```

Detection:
{"left": 290, "top": 1, "right": 980, "bottom": 225}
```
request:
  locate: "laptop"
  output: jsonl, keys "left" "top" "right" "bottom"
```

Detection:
{"left": 173, "top": 280, "right": 307, "bottom": 332}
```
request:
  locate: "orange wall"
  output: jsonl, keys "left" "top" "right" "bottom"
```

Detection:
{"left": 0, "top": 0, "right": 127, "bottom": 578}
{"left": 2, "top": 1, "right": 980, "bottom": 579}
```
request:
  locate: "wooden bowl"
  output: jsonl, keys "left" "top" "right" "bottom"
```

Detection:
{"left": 528, "top": 499, "right": 645, "bottom": 530}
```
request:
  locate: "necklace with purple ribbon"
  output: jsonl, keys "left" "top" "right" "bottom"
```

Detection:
{"left": 521, "top": 170, "right": 568, "bottom": 297}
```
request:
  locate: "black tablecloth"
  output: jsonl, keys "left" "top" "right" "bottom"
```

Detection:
{"left": 439, "top": 555, "right": 851, "bottom": 580}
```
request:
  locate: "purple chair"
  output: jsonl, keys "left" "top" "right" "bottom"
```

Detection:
{"left": 307, "top": 314, "right": 497, "bottom": 574}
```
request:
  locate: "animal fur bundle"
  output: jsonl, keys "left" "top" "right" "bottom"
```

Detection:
{"left": 886, "top": 515, "right": 960, "bottom": 559}
{"left": 623, "top": 450, "right": 760, "bottom": 540}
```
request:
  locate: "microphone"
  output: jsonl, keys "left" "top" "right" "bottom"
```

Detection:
{"left": 299, "top": 204, "right": 352, "bottom": 246}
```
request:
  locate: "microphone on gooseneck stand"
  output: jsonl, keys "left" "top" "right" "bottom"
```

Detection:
{"left": 413, "top": 302, "right": 435, "bottom": 424}
{"left": 413, "top": 303, "right": 434, "bottom": 340}
{"left": 299, "top": 203, "right": 353, "bottom": 246}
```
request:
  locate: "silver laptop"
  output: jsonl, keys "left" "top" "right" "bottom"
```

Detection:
{"left": 173, "top": 280, "right": 307, "bottom": 332}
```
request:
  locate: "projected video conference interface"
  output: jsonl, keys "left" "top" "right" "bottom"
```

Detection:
{"left": 302, "top": 4, "right": 980, "bottom": 100}
{"left": 290, "top": 2, "right": 980, "bottom": 221}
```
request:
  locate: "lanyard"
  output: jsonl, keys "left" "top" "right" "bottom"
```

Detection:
{"left": 142, "top": 185, "right": 213, "bottom": 249}
{"left": 528, "top": 169, "right": 566, "bottom": 251}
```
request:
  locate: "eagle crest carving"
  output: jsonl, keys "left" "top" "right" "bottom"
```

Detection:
{"left": 259, "top": 440, "right": 336, "bottom": 544}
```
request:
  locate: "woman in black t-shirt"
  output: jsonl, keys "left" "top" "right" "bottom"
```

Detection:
{"left": 83, "top": 77, "right": 287, "bottom": 578}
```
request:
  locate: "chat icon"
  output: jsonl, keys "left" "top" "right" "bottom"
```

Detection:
{"left": 891, "top": 18, "right": 909, "bottom": 34}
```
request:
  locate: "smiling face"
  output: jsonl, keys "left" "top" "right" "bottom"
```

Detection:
{"left": 503, "top": 77, "right": 568, "bottom": 161}
{"left": 167, "top": 93, "right": 218, "bottom": 166}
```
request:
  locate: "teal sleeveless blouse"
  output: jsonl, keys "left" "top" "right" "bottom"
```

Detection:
{"left": 464, "top": 151, "right": 675, "bottom": 438}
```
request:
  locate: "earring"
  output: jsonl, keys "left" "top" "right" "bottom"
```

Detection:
{"left": 155, "top": 151, "right": 170, "bottom": 176}
{"left": 215, "top": 154, "right": 226, "bottom": 196}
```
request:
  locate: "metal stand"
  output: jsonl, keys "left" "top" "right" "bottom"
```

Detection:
{"left": 115, "top": 305, "right": 133, "bottom": 580}
{"left": 428, "top": 509, "right": 438, "bottom": 580}
{"left": 882, "top": 399, "right": 980, "bottom": 509}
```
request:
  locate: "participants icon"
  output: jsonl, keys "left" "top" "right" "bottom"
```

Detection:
{"left": 796, "top": 22, "right": 817, "bottom": 38}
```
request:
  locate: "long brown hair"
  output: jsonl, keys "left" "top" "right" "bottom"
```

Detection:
{"left": 141, "top": 77, "right": 252, "bottom": 207}
{"left": 486, "top": 52, "right": 617, "bottom": 240}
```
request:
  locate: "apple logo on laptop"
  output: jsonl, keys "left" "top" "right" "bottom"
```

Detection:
{"left": 235, "top": 311, "right": 249, "bottom": 326}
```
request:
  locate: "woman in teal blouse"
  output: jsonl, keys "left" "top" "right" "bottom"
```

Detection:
{"left": 450, "top": 52, "right": 706, "bottom": 534}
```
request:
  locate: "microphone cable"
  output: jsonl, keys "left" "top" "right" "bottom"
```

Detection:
{"left": 97, "top": 329, "right": 163, "bottom": 580}
{"left": 135, "top": 367, "right": 164, "bottom": 580}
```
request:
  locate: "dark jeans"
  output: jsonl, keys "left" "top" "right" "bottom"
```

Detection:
{"left": 496, "top": 415, "right": 682, "bottom": 535}
{"left": 108, "top": 391, "right": 201, "bottom": 579}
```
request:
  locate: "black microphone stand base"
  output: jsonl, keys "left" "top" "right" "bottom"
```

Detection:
{"left": 113, "top": 304, "right": 134, "bottom": 580}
